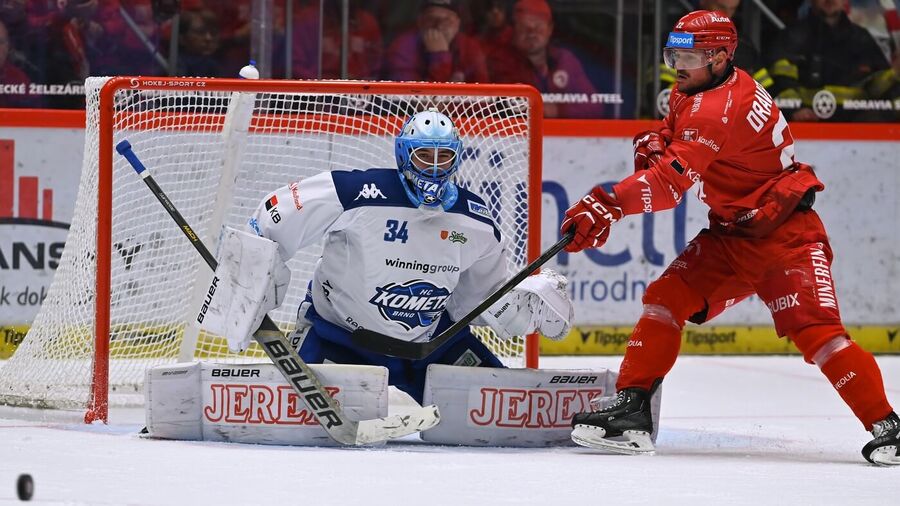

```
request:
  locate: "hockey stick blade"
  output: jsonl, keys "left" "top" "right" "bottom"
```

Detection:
{"left": 118, "top": 140, "right": 440, "bottom": 445}
{"left": 350, "top": 230, "right": 575, "bottom": 360}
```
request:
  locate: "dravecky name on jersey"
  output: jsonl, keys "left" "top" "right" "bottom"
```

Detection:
{"left": 369, "top": 280, "right": 451, "bottom": 330}
{"left": 355, "top": 183, "right": 387, "bottom": 200}
{"left": 385, "top": 257, "right": 461, "bottom": 274}
{"left": 746, "top": 80, "right": 774, "bottom": 133}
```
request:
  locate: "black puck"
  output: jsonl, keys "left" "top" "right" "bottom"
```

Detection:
{"left": 16, "top": 474, "right": 33, "bottom": 501}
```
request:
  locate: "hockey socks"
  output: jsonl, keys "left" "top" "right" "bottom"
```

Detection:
{"left": 817, "top": 340, "right": 893, "bottom": 431}
{"left": 616, "top": 316, "right": 681, "bottom": 392}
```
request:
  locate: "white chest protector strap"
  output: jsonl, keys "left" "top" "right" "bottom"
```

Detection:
{"left": 199, "top": 226, "right": 292, "bottom": 353}
{"left": 479, "top": 269, "right": 574, "bottom": 341}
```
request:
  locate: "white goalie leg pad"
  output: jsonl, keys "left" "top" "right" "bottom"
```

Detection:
{"left": 422, "top": 364, "right": 617, "bottom": 447}
{"left": 198, "top": 226, "right": 291, "bottom": 353}
{"left": 144, "top": 362, "right": 390, "bottom": 446}
{"left": 480, "top": 269, "right": 574, "bottom": 341}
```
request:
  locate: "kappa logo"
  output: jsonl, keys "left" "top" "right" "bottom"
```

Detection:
{"left": 369, "top": 280, "right": 451, "bottom": 330}
{"left": 355, "top": 183, "right": 387, "bottom": 200}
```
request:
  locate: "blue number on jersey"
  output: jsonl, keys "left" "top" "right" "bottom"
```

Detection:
{"left": 384, "top": 219, "right": 410, "bottom": 243}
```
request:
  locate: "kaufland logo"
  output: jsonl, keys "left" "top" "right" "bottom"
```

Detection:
{"left": 667, "top": 32, "right": 694, "bottom": 48}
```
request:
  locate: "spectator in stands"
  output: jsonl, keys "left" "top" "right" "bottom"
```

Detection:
{"left": 91, "top": 0, "right": 165, "bottom": 76}
{"left": 0, "top": 0, "right": 46, "bottom": 82}
{"left": 647, "top": 0, "right": 773, "bottom": 117}
{"left": 216, "top": 1, "right": 252, "bottom": 74}
{"left": 476, "top": 0, "right": 513, "bottom": 55}
{"left": 290, "top": 0, "right": 382, "bottom": 79}
{"left": 176, "top": 9, "right": 222, "bottom": 77}
{"left": 0, "top": 18, "right": 39, "bottom": 107}
{"left": 769, "top": 0, "right": 889, "bottom": 121}
{"left": 33, "top": 0, "right": 107, "bottom": 107}
{"left": 384, "top": 0, "right": 488, "bottom": 83}
{"left": 488, "top": 0, "right": 602, "bottom": 118}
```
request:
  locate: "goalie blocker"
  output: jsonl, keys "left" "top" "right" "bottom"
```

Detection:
{"left": 146, "top": 362, "right": 660, "bottom": 447}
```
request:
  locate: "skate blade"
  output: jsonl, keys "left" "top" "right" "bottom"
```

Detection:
{"left": 870, "top": 445, "right": 900, "bottom": 466}
{"left": 571, "top": 425, "right": 655, "bottom": 455}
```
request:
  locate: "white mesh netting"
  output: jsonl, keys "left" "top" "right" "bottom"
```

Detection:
{"left": 0, "top": 77, "right": 538, "bottom": 411}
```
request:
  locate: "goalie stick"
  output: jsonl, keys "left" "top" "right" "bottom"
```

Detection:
{"left": 350, "top": 230, "right": 574, "bottom": 360}
{"left": 117, "top": 140, "right": 440, "bottom": 446}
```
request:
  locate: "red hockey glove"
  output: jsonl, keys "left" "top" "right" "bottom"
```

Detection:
{"left": 560, "top": 186, "right": 623, "bottom": 253}
{"left": 633, "top": 130, "right": 666, "bottom": 172}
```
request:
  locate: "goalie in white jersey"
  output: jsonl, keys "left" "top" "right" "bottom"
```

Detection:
{"left": 203, "top": 109, "right": 573, "bottom": 404}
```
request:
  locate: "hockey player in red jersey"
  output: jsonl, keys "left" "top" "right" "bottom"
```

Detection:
{"left": 563, "top": 10, "right": 899, "bottom": 465}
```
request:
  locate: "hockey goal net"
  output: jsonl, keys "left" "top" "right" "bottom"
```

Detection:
{"left": 0, "top": 77, "right": 543, "bottom": 422}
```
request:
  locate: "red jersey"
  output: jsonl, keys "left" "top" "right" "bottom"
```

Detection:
{"left": 614, "top": 68, "right": 822, "bottom": 236}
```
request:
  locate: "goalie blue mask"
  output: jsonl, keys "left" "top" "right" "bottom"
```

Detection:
{"left": 395, "top": 109, "right": 462, "bottom": 208}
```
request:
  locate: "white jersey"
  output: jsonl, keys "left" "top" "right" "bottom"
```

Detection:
{"left": 248, "top": 168, "right": 509, "bottom": 343}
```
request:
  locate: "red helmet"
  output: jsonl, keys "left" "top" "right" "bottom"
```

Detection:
{"left": 667, "top": 10, "right": 738, "bottom": 60}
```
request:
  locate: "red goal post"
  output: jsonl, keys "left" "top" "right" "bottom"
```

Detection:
{"left": 0, "top": 77, "right": 544, "bottom": 423}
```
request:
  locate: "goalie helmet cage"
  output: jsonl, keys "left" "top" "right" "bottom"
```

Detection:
{"left": 0, "top": 76, "right": 544, "bottom": 423}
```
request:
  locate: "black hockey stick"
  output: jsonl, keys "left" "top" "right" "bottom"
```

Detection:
{"left": 117, "top": 140, "right": 439, "bottom": 445}
{"left": 350, "top": 230, "right": 575, "bottom": 360}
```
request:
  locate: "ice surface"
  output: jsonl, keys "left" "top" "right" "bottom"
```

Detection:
{"left": 0, "top": 355, "right": 897, "bottom": 505}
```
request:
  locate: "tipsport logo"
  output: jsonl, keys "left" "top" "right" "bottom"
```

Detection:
{"left": 666, "top": 32, "right": 694, "bottom": 48}
{"left": 369, "top": 280, "right": 450, "bottom": 331}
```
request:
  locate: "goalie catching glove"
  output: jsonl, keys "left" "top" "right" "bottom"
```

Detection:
{"left": 479, "top": 269, "right": 574, "bottom": 341}
{"left": 198, "top": 226, "right": 292, "bottom": 353}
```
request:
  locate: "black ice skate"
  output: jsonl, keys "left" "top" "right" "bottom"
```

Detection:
{"left": 862, "top": 411, "right": 900, "bottom": 466}
{"left": 570, "top": 380, "right": 659, "bottom": 455}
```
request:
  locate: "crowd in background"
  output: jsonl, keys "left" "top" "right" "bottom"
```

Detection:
{"left": 0, "top": 0, "right": 898, "bottom": 120}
